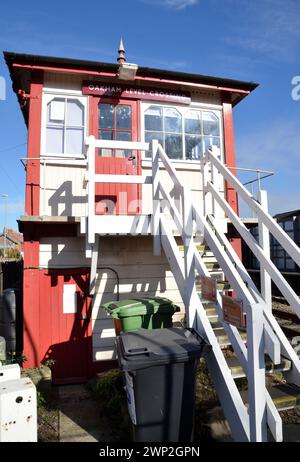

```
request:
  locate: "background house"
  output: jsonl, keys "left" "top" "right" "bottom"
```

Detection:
{"left": 0, "top": 227, "right": 23, "bottom": 258}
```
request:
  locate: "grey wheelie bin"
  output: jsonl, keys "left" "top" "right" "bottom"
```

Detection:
{"left": 116, "top": 327, "right": 210, "bottom": 442}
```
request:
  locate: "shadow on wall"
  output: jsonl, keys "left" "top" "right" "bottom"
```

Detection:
{"left": 41, "top": 236, "right": 179, "bottom": 383}
{"left": 48, "top": 181, "right": 86, "bottom": 216}
{"left": 40, "top": 270, "right": 120, "bottom": 384}
{"left": 41, "top": 271, "right": 91, "bottom": 384}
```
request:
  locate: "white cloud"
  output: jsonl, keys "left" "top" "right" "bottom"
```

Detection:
{"left": 141, "top": 0, "right": 198, "bottom": 10}
{"left": 223, "top": 0, "right": 300, "bottom": 62}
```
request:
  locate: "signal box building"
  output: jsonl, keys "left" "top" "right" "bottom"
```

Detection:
{"left": 4, "top": 46, "right": 257, "bottom": 384}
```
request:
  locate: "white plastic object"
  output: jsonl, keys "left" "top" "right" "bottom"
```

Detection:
{"left": 0, "top": 377, "right": 37, "bottom": 442}
{"left": 0, "top": 364, "right": 21, "bottom": 383}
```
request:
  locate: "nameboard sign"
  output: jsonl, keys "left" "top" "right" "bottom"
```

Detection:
{"left": 82, "top": 81, "right": 191, "bottom": 104}
{"left": 200, "top": 276, "right": 217, "bottom": 302}
{"left": 222, "top": 295, "right": 246, "bottom": 329}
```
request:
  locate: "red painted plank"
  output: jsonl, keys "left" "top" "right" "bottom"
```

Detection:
{"left": 222, "top": 93, "right": 242, "bottom": 259}
{"left": 25, "top": 71, "right": 43, "bottom": 216}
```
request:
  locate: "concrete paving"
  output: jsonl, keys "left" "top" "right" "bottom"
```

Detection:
{"left": 56, "top": 384, "right": 300, "bottom": 442}
{"left": 57, "top": 384, "right": 119, "bottom": 442}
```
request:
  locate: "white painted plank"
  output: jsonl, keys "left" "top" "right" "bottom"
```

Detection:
{"left": 93, "top": 174, "right": 152, "bottom": 184}
{"left": 87, "top": 139, "right": 149, "bottom": 151}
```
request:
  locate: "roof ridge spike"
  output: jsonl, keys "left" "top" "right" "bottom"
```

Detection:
{"left": 117, "top": 37, "right": 126, "bottom": 64}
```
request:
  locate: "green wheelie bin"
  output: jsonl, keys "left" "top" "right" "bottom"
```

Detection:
{"left": 102, "top": 297, "right": 181, "bottom": 334}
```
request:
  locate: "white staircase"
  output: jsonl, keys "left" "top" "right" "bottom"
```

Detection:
{"left": 83, "top": 136, "right": 300, "bottom": 442}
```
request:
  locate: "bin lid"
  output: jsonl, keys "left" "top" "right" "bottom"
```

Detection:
{"left": 102, "top": 297, "right": 180, "bottom": 319}
{"left": 116, "top": 327, "right": 209, "bottom": 371}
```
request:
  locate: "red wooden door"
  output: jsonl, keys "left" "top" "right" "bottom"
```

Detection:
{"left": 91, "top": 97, "right": 141, "bottom": 215}
{"left": 40, "top": 270, "right": 91, "bottom": 384}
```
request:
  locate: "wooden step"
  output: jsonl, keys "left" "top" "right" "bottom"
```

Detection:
{"left": 203, "top": 304, "right": 219, "bottom": 324}
{"left": 205, "top": 262, "right": 221, "bottom": 270}
{"left": 226, "top": 355, "right": 292, "bottom": 380}
{"left": 269, "top": 383, "right": 300, "bottom": 411}
{"left": 196, "top": 281, "right": 231, "bottom": 293}
{"left": 241, "top": 383, "right": 300, "bottom": 412}
{"left": 178, "top": 244, "right": 207, "bottom": 252}
{"left": 213, "top": 327, "right": 247, "bottom": 347}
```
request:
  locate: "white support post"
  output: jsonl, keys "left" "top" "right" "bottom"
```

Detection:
{"left": 247, "top": 302, "right": 268, "bottom": 442}
{"left": 87, "top": 135, "right": 96, "bottom": 245}
{"left": 182, "top": 188, "right": 196, "bottom": 328}
{"left": 152, "top": 139, "right": 161, "bottom": 256}
{"left": 257, "top": 189, "right": 272, "bottom": 312}
{"left": 89, "top": 235, "right": 99, "bottom": 295}
{"left": 43, "top": 158, "right": 46, "bottom": 216}
{"left": 210, "top": 146, "right": 220, "bottom": 218}
{"left": 202, "top": 153, "right": 213, "bottom": 218}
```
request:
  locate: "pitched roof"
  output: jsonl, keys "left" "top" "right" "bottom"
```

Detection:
{"left": 4, "top": 51, "right": 259, "bottom": 125}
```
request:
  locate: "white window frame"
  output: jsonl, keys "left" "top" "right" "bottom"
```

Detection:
{"left": 141, "top": 101, "right": 224, "bottom": 166}
{"left": 41, "top": 92, "right": 88, "bottom": 159}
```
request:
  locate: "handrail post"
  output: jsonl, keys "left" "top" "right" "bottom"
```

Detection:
{"left": 182, "top": 187, "right": 196, "bottom": 328}
{"left": 257, "top": 189, "right": 272, "bottom": 311}
{"left": 152, "top": 140, "right": 161, "bottom": 256}
{"left": 43, "top": 158, "right": 46, "bottom": 216}
{"left": 87, "top": 135, "right": 96, "bottom": 245}
{"left": 247, "top": 302, "right": 268, "bottom": 441}
{"left": 202, "top": 151, "right": 213, "bottom": 218}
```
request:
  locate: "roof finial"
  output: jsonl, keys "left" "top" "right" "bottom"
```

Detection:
{"left": 117, "top": 37, "right": 126, "bottom": 64}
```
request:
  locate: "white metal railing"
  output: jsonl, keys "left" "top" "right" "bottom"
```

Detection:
{"left": 203, "top": 145, "right": 300, "bottom": 387}
{"left": 81, "top": 137, "right": 300, "bottom": 441}
{"left": 151, "top": 141, "right": 300, "bottom": 442}
{"left": 204, "top": 147, "right": 300, "bottom": 319}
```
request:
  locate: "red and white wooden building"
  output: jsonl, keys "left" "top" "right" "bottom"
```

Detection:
{"left": 4, "top": 47, "right": 257, "bottom": 384}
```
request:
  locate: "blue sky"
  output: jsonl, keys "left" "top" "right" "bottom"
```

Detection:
{"left": 0, "top": 0, "right": 300, "bottom": 229}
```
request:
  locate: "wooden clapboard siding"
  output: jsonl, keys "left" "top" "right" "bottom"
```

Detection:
{"left": 40, "top": 163, "right": 87, "bottom": 216}
{"left": 39, "top": 235, "right": 185, "bottom": 361}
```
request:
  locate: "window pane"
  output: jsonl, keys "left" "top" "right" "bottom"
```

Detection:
{"left": 277, "top": 258, "right": 284, "bottom": 269}
{"left": 66, "top": 128, "right": 83, "bottom": 154}
{"left": 145, "top": 131, "right": 164, "bottom": 158}
{"left": 99, "top": 103, "right": 114, "bottom": 129}
{"left": 203, "top": 136, "right": 220, "bottom": 153}
{"left": 185, "top": 111, "right": 201, "bottom": 134}
{"left": 98, "top": 131, "right": 113, "bottom": 157}
{"left": 99, "top": 130, "right": 114, "bottom": 140}
{"left": 116, "top": 105, "right": 131, "bottom": 130}
{"left": 116, "top": 132, "right": 131, "bottom": 158}
{"left": 48, "top": 99, "right": 65, "bottom": 123}
{"left": 116, "top": 132, "right": 131, "bottom": 142}
{"left": 286, "top": 259, "right": 295, "bottom": 270}
{"left": 165, "top": 134, "right": 182, "bottom": 159}
{"left": 46, "top": 127, "right": 64, "bottom": 153}
{"left": 145, "top": 106, "right": 163, "bottom": 131}
{"left": 284, "top": 220, "right": 293, "bottom": 231}
{"left": 99, "top": 149, "right": 113, "bottom": 157}
{"left": 203, "top": 112, "right": 220, "bottom": 136}
{"left": 164, "top": 108, "right": 181, "bottom": 133}
{"left": 185, "top": 135, "right": 202, "bottom": 160}
{"left": 66, "top": 99, "right": 84, "bottom": 126}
